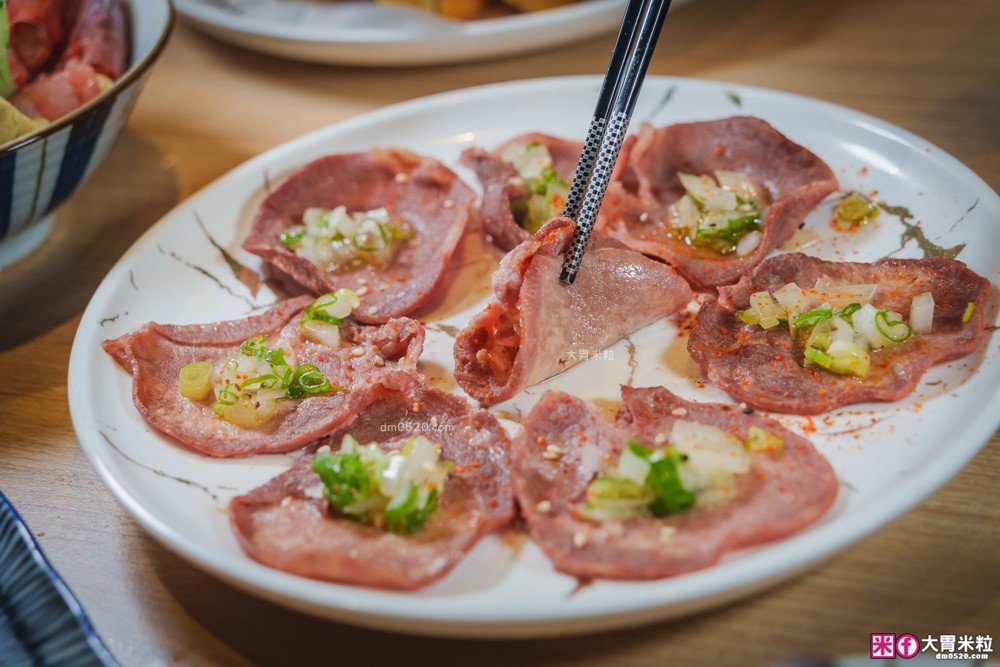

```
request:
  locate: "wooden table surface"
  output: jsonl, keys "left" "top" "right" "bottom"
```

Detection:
{"left": 2, "top": 0, "right": 998, "bottom": 665}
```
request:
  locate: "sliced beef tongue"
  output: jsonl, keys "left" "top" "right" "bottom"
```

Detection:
{"left": 461, "top": 133, "right": 583, "bottom": 252}
{"left": 514, "top": 387, "right": 837, "bottom": 580}
{"left": 599, "top": 116, "right": 839, "bottom": 288}
{"left": 243, "top": 148, "right": 476, "bottom": 324}
{"left": 454, "top": 217, "right": 694, "bottom": 406}
{"left": 102, "top": 296, "right": 426, "bottom": 457}
{"left": 689, "top": 253, "right": 992, "bottom": 414}
{"left": 229, "top": 378, "right": 516, "bottom": 590}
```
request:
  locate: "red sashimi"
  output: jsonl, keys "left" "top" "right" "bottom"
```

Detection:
{"left": 454, "top": 217, "right": 694, "bottom": 406}
{"left": 230, "top": 378, "right": 516, "bottom": 590}
{"left": 103, "top": 295, "right": 426, "bottom": 457}
{"left": 243, "top": 148, "right": 476, "bottom": 325}
{"left": 598, "top": 117, "right": 839, "bottom": 289}
{"left": 59, "top": 0, "right": 128, "bottom": 79}
{"left": 688, "top": 253, "right": 992, "bottom": 414}
{"left": 460, "top": 133, "right": 582, "bottom": 252}
{"left": 513, "top": 386, "right": 837, "bottom": 580}
{"left": 8, "top": 0, "right": 66, "bottom": 72}
{"left": 11, "top": 57, "right": 103, "bottom": 120}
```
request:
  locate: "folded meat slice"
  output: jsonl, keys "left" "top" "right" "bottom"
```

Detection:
{"left": 454, "top": 217, "right": 693, "bottom": 406}
{"left": 243, "top": 148, "right": 476, "bottom": 324}
{"left": 689, "top": 253, "right": 992, "bottom": 414}
{"left": 229, "top": 377, "right": 516, "bottom": 590}
{"left": 514, "top": 386, "right": 837, "bottom": 580}
{"left": 103, "top": 295, "right": 425, "bottom": 457}
{"left": 460, "top": 133, "right": 582, "bottom": 252}
{"left": 599, "top": 117, "right": 839, "bottom": 288}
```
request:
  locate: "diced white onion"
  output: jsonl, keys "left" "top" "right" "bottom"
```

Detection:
{"left": 735, "top": 230, "right": 762, "bottom": 257}
{"left": 580, "top": 442, "right": 608, "bottom": 473}
{"left": 773, "top": 282, "right": 810, "bottom": 315}
{"left": 301, "top": 320, "right": 341, "bottom": 348}
{"left": 613, "top": 447, "right": 651, "bottom": 486}
{"left": 812, "top": 281, "right": 878, "bottom": 309}
{"left": 670, "top": 421, "right": 749, "bottom": 474}
{"left": 910, "top": 292, "right": 935, "bottom": 333}
{"left": 715, "top": 169, "right": 761, "bottom": 202}
{"left": 830, "top": 314, "right": 855, "bottom": 342}
{"left": 852, "top": 303, "right": 884, "bottom": 349}
{"left": 668, "top": 194, "right": 700, "bottom": 229}
{"left": 500, "top": 142, "right": 553, "bottom": 180}
{"left": 749, "top": 291, "right": 785, "bottom": 329}
{"left": 678, "top": 173, "right": 737, "bottom": 210}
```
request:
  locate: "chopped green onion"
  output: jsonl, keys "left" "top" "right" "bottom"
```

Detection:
{"left": 794, "top": 305, "right": 833, "bottom": 329}
{"left": 288, "top": 364, "right": 334, "bottom": 398}
{"left": 646, "top": 451, "right": 696, "bottom": 516}
{"left": 804, "top": 346, "right": 834, "bottom": 369}
{"left": 384, "top": 484, "right": 438, "bottom": 535}
{"left": 962, "top": 302, "right": 975, "bottom": 323}
{"left": 694, "top": 213, "right": 761, "bottom": 245}
{"left": 178, "top": 361, "right": 213, "bottom": 400}
{"left": 301, "top": 289, "right": 360, "bottom": 327}
{"left": 352, "top": 221, "right": 389, "bottom": 252}
{"left": 837, "top": 303, "right": 862, "bottom": 320}
{"left": 312, "top": 449, "right": 372, "bottom": 511}
{"left": 737, "top": 309, "right": 759, "bottom": 325}
{"left": 586, "top": 476, "right": 654, "bottom": 504}
{"left": 745, "top": 426, "right": 784, "bottom": 452}
{"left": 279, "top": 229, "right": 306, "bottom": 246}
{"left": 311, "top": 436, "right": 448, "bottom": 534}
{"left": 875, "top": 310, "right": 912, "bottom": 343}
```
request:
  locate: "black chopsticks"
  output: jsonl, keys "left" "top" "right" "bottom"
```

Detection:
{"left": 559, "top": 0, "right": 672, "bottom": 285}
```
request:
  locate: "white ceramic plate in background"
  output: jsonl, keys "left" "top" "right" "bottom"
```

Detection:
{"left": 173, "top": 0, "right": 665, "bottom": 66}
{"left": 69, "top": 76, "right": 1000, "bottom": 638}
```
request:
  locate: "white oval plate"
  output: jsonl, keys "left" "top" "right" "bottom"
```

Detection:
{"left": 69, "top": 76, "right": 1000, "bottom": 638}
{"left": 173, "top": 0, "right": 642, "bottom": 66}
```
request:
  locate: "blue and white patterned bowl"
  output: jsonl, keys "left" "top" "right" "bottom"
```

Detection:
{"left": 0, "top": 491, "right": 118, "bottom": 666}
{"left": 0, "top": 0, "right": 175, "bottom": 270}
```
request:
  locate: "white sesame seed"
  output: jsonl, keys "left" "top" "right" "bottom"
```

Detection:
{"left": 443, "top": 199, "right": 455, "bottom": 208}
{"left": 357, "top": 277, "right": 367, "bottom": 285}
{"left": 671, "top": 407, "right": 688, "bottom": 417}
{"left": 367, "top": 306, "right": 380, "bottom": 315}
{"left": 639, "top": 212, "right": 649, "bottom": 222}
{"left": 654, "top": 433, "right": 668, "bottom": 444}
{"left": 739, "top": 402, "right": 748, "bottom": 409}
{"left": 659, "top": 525, "right": 678, "bottom": 542}
{"left": 508, "top": 176, "right": 524, "bottom": 187}
{"left": 350, "top": 347, "right": 365, "bottom": 358}
{"left": 355, "top": 286, "right": 369, "bottom": 296}
{"left": 395, "top": 172, "right": 409, "bottom": 183}
{"left": 430, "top": 416, "right": 439, "bottom": 427}
{"left": 535, "top": 500, "right": 552, "bottom": 513}
{"left": 543, "top": 445, "right": 565, "bottom": 460}
{"left": 573, "top": 532, "right": 587, "bottom": 548}
{"left": 215, "top": 505, "right": 227, "bottom": 514}
{"left": 280, "top": 496, "right": 293, "bottom": 508}
{"left": 372, "top": 355, "right": 385, "bottom": 367}
{"left": 317, "top": 444, "right": 331, "bottom": 454}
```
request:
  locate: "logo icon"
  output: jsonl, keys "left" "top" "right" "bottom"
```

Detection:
{"left": 871, "top": 633, "right": 896, "bottom": 659}
{"left": 896, "top": 634, "right": 920, "bottom": 659}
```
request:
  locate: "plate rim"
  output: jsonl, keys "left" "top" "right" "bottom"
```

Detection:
{"left": 172, "top": 0, "right": 627, "bottom": 45}
{"left": 68, "top": 74, "right": 1000, "bottom": 637}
